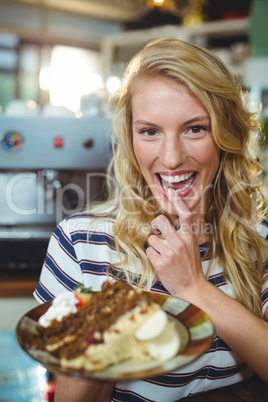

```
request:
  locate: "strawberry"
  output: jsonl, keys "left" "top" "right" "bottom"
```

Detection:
{"left": 84, "top": 331, "right": 100, "bottom": 345}
{"left": 74, "top": 292, "right": 91, "bottom": 308}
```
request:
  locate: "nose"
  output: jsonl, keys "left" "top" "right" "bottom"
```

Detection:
{"left": 159, "top": 135, "right": 185, "bottom": 169}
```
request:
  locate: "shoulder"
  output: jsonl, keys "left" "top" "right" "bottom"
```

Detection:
{"left": 55, "top": 210, "right": 117, "bottom": 254}
{"left": 59, "top": 208, "right": 116, "bottom": 237}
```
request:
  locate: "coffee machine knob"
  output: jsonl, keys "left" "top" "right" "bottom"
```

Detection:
{"left": 1, "top": 131, "right": 23, "bottom": 151}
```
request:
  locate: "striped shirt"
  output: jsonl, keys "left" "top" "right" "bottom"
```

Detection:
{"left": 34, "top": 212, "right": 268, "bottom": 401}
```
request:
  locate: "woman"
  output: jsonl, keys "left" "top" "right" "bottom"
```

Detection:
{"left": 34, "top": 38, "right": 268, "bottom": 401}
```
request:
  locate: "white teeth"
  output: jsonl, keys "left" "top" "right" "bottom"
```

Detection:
{"left": 160, "top": 172, "right": 194, "bottom": 193}
{"left": 160, "top": 172, "right": 193, "bottom": 183}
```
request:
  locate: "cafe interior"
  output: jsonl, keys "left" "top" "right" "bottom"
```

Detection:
{"left": 0, "top": 0, "right": 268, "bottom": 400}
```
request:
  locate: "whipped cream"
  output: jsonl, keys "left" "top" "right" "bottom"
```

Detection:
{"left": 38, "top": 292, "right": 78, "bottom": 327}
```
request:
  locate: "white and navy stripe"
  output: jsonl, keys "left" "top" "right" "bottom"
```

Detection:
{"left": 34, "top": 213, "right": 268, "bottom": 401}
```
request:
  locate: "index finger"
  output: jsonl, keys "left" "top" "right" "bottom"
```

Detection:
{"left": 166, "top": 188, "right": 192, "bottom": 235}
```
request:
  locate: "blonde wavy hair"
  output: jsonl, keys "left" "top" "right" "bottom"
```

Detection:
{"left": 100, "top": 38, "right": 267, "bottom": 317}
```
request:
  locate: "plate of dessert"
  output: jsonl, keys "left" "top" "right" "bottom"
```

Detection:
{"left": 16, "top": 280, "right": 214, "bottom": 381}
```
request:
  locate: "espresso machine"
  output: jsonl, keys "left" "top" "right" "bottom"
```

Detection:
{"left": 0, "top": 115, "right": 112, "bottom": 271}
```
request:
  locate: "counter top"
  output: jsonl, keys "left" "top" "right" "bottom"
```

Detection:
{"left": 0, "top": 270, "right": 40, "bottom": 297}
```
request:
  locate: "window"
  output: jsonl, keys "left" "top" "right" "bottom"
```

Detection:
{"left": 0, "top": 34, "right": 103, "bottom": 114}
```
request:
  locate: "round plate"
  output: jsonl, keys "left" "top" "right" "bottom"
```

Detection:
{"left": 16, "top": 293, "right": 214, "bottom": 381}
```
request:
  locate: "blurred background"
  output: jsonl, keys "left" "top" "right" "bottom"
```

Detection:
{"left": 0, "top": 0, "right": 266, "bottom": 115}
{"left": 0, "top": 1, "right": 268, "bottom": 400}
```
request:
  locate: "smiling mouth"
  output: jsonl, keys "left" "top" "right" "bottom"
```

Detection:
{"left": 157, "top": 172, "right": 196, "bottom": 194}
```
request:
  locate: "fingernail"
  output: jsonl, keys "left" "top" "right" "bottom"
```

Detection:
{"left": 152, "top": 227, "right": 161, "bottom": 235}
{"left": 151, "top": 222, "right": 162, "bottom": 235}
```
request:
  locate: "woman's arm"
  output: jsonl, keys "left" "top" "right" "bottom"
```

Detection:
{"left": 190, "top": 280, "right": 268, "bottom": 381}
{"left": 54, "top": 375, "right": 115, "bottom": 402}
{"left": 146, "top": 188, "right": 268, "bottom": 382}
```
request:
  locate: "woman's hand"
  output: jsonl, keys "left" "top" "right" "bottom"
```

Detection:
{"left": 146, "top": 188, "right": 207, "bottom": 301}
{"left": 146, "top": 192, "right": 268, "bottom": 381}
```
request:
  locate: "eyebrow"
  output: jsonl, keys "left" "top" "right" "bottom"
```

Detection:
{"left": 133, "top": 115, "right": 210, "bottom": 127}
{"left": 133, "top": 119, "right": 161, "bottom": 127}
{"left": 182, "top": 115, "right": 210, "bottom": 125}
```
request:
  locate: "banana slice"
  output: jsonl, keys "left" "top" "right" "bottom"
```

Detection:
{"left": 148, "top": 323, "right": 181, "bottom": 361}
{"left": 135, "top": 309, "right": 168, "bottom": 341}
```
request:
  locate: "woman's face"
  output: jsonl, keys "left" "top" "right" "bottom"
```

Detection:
{"left": 132, "top": 77, "right": 220, "bottom": 222}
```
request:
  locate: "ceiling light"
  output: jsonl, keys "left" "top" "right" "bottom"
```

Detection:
{"left": 136, "top": 0, "right": 206, "bottom": 24}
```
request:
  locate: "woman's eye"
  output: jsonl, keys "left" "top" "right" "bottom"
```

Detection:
{"left": 140, "top": 129, "right": 158, "bottom": 136}
{"left": 189, "top": 125, "right": 207, "bottom": 134}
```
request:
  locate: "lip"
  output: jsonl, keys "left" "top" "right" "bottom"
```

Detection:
{"left": 156, "top": 171, "right": 197, "bottom": 198}
{"left": 157, "top": 170, "right": 194, "bottom": 176}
